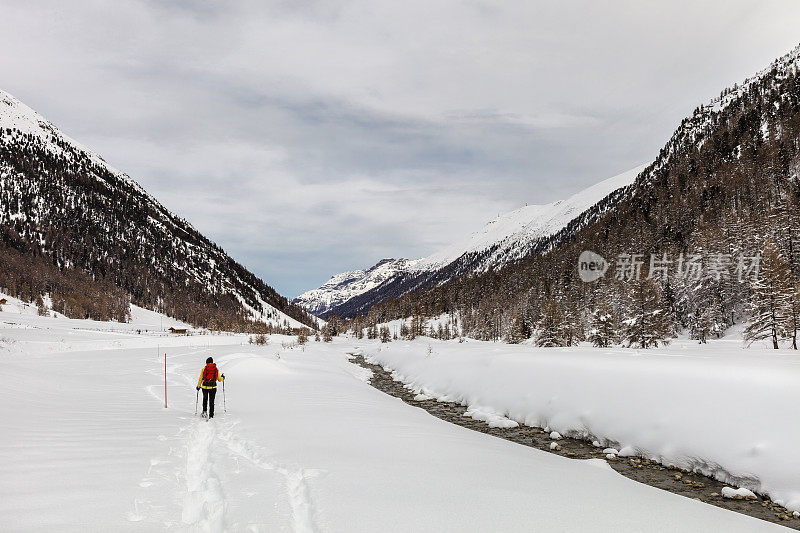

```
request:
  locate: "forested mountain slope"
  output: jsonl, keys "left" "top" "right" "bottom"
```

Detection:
{"left": 362, "top": 44, "right": 800, "bottom": 348}
{"left": 0, "top": 89, "right": 316, "bottom": 331}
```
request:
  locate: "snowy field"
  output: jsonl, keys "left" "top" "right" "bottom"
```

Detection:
{"left": 362, "top": 333, "right": 800, "bottom": 515}
{"left": 0, "top": 309, "right": 790, "bottom": 531}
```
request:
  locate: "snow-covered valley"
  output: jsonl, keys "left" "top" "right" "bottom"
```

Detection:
{"left": 3, "top": 5, "right": 800, "bottom": 533}
{"left": 1, "top": 309, "right": 794, "bottom": 532}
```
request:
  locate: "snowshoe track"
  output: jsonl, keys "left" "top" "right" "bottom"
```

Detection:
{"left": 182, "top": 420, "right": 226, "bottom": 531}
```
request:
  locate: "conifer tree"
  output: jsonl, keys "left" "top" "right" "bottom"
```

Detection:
{"left": 534, "top": 298, "right": 564, "bottom": 347}
{"left": 327, "top": 314, "right": 344, "bottom": 336}
{"left": 690, "top": 307, "right": 711, "bottom": 344}
{"left": 659, "top": 277, "right": 687, "bottom": 334}
{"left": 37, "top": 296, "right": 49, "bottom": 317}
{"left": 764, "top": 187, "right": 800, "bottom": 348}
{"left": 503, "top": 310, "right": 528, "bottom": 344}
{"left": 790, "top": 285, "right": 800, "bottom": 350}
{"left": 411, "top": 314, "right": 426, "bottom": 338}
{"left": 588, "top": 303, "right": 619, "bottom": 347}
{"left": 379, "top": 325, "right": 391, "bottom": 343}
{"left": 559, "top": 302, "right": 582, "bottom": 347}
{"left": 744, "top": 240, "right": 793, "bottom": 349}
{"left": 622, "top": 278, "right": 671, "bottom": 348}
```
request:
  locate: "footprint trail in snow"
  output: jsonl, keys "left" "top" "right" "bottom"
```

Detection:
{"left": 138, "top": 347, "right": 318, "bottom": 532}
{"left": 182, "top": 420, "right": 226, "bottom": 531}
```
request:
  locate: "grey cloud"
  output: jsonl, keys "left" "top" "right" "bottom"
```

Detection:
{"left": 1, "top": 1, "right": 799, "bottom": 296}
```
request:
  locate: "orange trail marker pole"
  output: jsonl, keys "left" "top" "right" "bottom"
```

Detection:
{"left": 164, "top": 352, "right": 167, "bottom": 408}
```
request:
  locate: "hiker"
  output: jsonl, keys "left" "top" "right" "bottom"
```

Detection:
{"left": 196, "top": 357, "right": 225, "bottom": 418}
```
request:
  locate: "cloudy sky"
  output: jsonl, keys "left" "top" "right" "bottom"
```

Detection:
{"left": 2, "top": 1, "right": 799, "bottom": 296}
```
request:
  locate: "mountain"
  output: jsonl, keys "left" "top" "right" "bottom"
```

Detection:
{"left": 295, "top": 258, "right": 418, "bottom": 317}
{"left": 295, "top": 165, "right": 645, "bottom": 318}
{"left": 362, "top": 43, "right": 800, "bottom": 344}
{"left": 0, "top": 89, "right": 317, "bottom": 331}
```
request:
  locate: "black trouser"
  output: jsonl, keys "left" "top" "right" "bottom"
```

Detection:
{"left": 202, "top": 388, "right": 217, "bottom": 418}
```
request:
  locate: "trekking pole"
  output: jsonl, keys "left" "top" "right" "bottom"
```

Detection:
{"left": 195, "top": 388, "right": 199, "bottom": 415}
{"left": 223, "top": 379, "right": 227, "bottom": 413}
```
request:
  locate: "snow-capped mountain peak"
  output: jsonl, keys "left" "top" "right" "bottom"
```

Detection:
{"left": 294, "top": 165, "right": 646, "bottom": 317}
{"left": 418, "top": 165, "right": 646, "bottom": 272}
{"left": 296, "top": 258, "right": 422, "bottom": 316}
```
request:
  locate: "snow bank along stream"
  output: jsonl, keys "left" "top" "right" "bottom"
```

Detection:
{"left": 360, "top": 339, "right": 800, "bottom": 514}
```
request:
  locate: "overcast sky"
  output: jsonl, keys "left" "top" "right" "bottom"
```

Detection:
{"left": 2, "top": 1, "right": 799, "bottom": 296}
